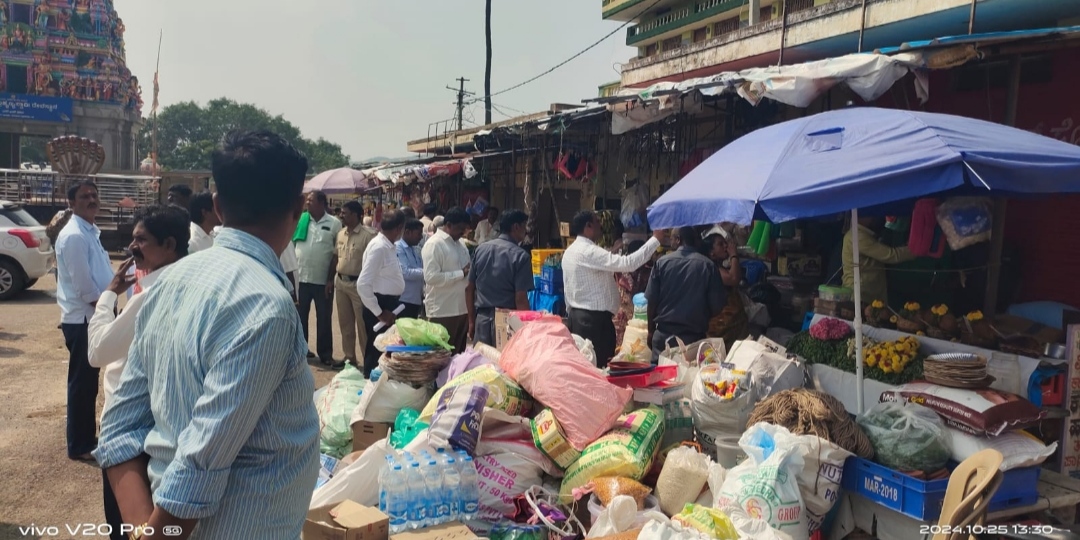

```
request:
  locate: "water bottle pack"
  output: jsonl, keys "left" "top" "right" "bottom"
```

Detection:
{"left": 379, "top": 448, "right": 481, "bottom": 533}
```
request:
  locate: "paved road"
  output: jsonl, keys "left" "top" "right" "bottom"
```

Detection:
{"left": 0, "top": 266, "right": 344, "bottom": 539}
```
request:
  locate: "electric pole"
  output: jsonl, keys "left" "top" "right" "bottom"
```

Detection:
{"left": 485, "top": 0, "right": 493, "bottom": 125}
{"left": 446, "top": 77, "right": 473, "bottom": 132}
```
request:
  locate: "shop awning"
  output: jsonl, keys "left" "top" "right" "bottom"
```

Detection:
{"left": 874, "top": 25, "right": 1080, "bottom": 54}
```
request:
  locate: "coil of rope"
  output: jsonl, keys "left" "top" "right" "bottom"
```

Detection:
{"left": 748, "top": 388, "right": 875, "bottom": 459}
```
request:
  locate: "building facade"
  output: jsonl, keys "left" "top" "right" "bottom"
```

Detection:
{"left": 609, "top": 0, "right": 1080, "bottom": 88}
{"left": 0, "top": 0, "right": 143, "bottom": 171}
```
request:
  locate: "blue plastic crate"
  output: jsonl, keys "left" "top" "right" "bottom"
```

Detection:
{"left": 541, "top": 265, "right": 563, "bottom": 283}
{"left": 539, "top": 277, "right": 563, "bottom": 295}
{"left": 841, "top": 456, "right": 1040, "bottom": 521}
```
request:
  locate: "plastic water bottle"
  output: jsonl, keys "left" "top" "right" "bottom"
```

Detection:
{"left": 405, "top": 461, "right": 428, "bottom": 529}
{"left": 459, "top": 455, "right": 481, "bottom": 521}
{"left": 441, "top": 455, "right": 461, "bottom": 521}
{"left": 378, "top": 455, "right": 396, "bottom": 512}
{"left": 385, "top": 464, "right": 409, "bottom": 533}
{"left": 422, "top": 459, "right": 447, "bottom": 525}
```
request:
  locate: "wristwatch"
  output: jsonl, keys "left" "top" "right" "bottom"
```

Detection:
{"left": 129, "top": 523, "right": 150, "bottom": 540}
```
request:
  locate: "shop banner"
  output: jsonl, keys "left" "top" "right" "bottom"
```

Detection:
{"left": 1066, "top": 324, "right": 1080, "bottom": 480}
{"left": 0, "top": 93, "right": 73, "bottom": 123}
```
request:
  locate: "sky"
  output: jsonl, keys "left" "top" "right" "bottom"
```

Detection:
{"left": 117, "top": 0, "right": 636, "bottom": 162}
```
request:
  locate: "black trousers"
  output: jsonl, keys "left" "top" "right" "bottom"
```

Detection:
{"left": 362, "top": 293, "right": 400, "bottom": 377}
{"left": 650, "top": 329, "right": 706, "bottom": 365}
{"left": 298, "top": 282, "right": 334, "bottom": 361}
{"left": 102, "top": 468, "right": 124, "bottom": 540}
{"left": 568, "top": 308, "right": 617, "bottom": 368}
{"left": 62, "top": 322, "right": 98, "bottom": 457}
{"left": 401, "top": 303, "right": 422, "bottom": 320}
{"left": 475, "top": 308, "right": 497, "bottom": 347}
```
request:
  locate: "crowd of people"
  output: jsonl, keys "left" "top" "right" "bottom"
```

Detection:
{"left": 48, "top": 129, "right": 752, "bottom": 539}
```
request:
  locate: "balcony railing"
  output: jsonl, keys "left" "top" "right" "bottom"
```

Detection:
{"left": 627, "top": 0, "right": 751, "bottom": 45}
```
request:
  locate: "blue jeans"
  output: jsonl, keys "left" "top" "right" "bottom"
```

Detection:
{"left": 62, "top": 322, "right": 98, "bottom": 457}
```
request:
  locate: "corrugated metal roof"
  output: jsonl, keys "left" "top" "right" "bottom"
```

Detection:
{"left": 875, "top": 25, "right": 1080, "bottom": 54}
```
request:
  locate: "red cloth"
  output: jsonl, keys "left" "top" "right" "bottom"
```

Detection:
{"left": 132, "top": 268, "right": 150, "bottom": 294}
{"left": 908, "top": 198, "right": 945, "bottom": 258}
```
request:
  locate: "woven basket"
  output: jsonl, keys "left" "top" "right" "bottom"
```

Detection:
{"left": 380, "top": 350, "right": 453, "bottom": 385}
{"left": 895, "top": 316, "right": 925, "bottom": 334}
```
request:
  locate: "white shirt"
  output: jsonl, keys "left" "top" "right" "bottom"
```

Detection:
{"left": 562, "top": 236, "right": 661, "bottom": 315}
{"left": 88, "top": 268, "right": 163, "bottom": 413}
{"left": 474, "top": 220, "right": 498, "bottom": 244}
{"left": 421, "top": 229, "right": 470, "bottom": 318}
{"left": 280, "top": 241, "right": 299, "bottom": 292}
{"left": 421, "top": 216, "right": 435, "bottom": 235}
{"left": 188, "top": 222, "right": 214, "bottom": 254}
{"left": 55, "top": 215, "right": 114, "bottom": 324}
{"left": 294, "top": 213, "right": 342, "bottom": 285}
{"left": 358, "top": 233, "right": 405, "bottom": 316}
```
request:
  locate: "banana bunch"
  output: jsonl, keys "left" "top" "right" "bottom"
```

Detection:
{"left": 598, "top": 210, "right": 618, "bottom": 248}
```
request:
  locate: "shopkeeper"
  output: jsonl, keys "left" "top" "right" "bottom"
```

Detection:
{"left": 842, "top": 214, "right": 915, "bottom": 306}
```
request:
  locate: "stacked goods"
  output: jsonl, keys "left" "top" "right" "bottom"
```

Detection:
{"left": 880, "top": 382, "right": 1046, "bottom": 437}
{"left": 922, "top": 353, "right": 993, "bottom": 388}
{"left": 559, "top": 407, "right": 665, "bottom": 499}
{"left": 748, "top": 389, "right": 873, "bottom": 459}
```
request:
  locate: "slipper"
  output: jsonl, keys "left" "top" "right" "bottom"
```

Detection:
{"left": 70, "top": 453, "right": 96, "bottom": 463}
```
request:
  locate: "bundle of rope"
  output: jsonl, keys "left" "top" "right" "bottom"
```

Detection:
{"left": 379, "top": 350, "right": 454, "bottom": 385}
{"left": 747, "top": 388, "right": 874, "bottom": 459}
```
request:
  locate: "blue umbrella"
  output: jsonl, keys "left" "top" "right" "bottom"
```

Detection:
{"left": 648, "top": 107, "right": 1080, "bottom": 228}
{"left": 647, "top": 107, "right": 1080, "bottom": 413}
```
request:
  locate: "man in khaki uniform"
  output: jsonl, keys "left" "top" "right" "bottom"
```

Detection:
{"left": 333, "top": 200, "right": 377, "bottom": 370}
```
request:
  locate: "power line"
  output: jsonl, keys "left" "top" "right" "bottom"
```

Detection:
{"left": 475, "top": 0, "right": 662, "bottom": 101}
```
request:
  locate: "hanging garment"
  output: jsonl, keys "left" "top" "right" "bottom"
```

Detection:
{"left": 909, "top": 198, "right": 946, "bottom": 258}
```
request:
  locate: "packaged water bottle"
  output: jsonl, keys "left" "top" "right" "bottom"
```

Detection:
{"left": 405, "top": 461, "right": 428, "bottom": 529}
{"left": 422, "top": 459, "right": 448, "bottom": 525}
{"left": 440, "top": 455, "right": 461, "bottom": 521}
{"left": 385, "top": 464, "right": 409, "bottom": 533}
{"left": 459, "top": 455, "right": 481, "bottom": 521}
{"left": 378, "top": 455, "right": 396, "bottom": 513}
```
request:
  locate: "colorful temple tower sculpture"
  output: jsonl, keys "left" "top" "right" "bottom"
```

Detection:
{"left": 0, "top": 0, "right": 141, "bottom": 114}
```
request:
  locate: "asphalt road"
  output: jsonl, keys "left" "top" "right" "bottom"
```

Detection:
{"left": 0, "top": 264, "right": 343, "bottom": 540}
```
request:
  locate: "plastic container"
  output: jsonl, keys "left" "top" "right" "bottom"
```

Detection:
{"left": 541, "top": 265, "right": 563, "bottom": 284}
{"left": 633, "top": 293, "right": 648, "bottom": 321}
{"left": 532, "top": 249, "right": 565, "bottom": 275}
{"left": 539, "top": 277, "right": 563, "bottom": 295}
{"left": 587, "top": 494, "right": 660, "bottom": 529}
{"left": 606, "top": 364, "right": 678, "bottom": 388}
{"left": 841, "top": 456, "right": 1040, "bottom": 521}
{"left": 818, "top": 285, "right": 854, "bottom": 302}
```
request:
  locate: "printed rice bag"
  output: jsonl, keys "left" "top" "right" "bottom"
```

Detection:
{"left": 560, "top": 406, "right": 665, "bottom": 500}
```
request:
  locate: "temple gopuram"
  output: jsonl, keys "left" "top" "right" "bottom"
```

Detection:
{"left": 0, "top": 0, "right": 142, "bottom": 170}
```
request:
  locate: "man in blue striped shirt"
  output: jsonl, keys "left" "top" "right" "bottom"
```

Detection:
{"left": 94, "top": 131, "right": 319, "bottom": 540}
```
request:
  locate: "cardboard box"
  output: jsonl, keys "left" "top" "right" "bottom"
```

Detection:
{"left": 304, "top": 501, "right": 389, "bottom": 540}
{"left": 778, "top": 254, "right": 822, "bottom": 278}
{"left": 351, "top": 420, "right": 390, "bottom": 453}
{"left": 390, "top": 522, "right": 478, "bottom": 540}
{"left": 493, "top": 309, "right": 533, "bottom": 350}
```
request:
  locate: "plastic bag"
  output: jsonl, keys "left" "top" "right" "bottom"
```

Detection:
{"left": 936, "top": 197, "right": 992, "bottom": 251}
{"left": 389, "top": 408, "right": 428, "bottom": 450}
{"left": 396, "top": 318, "right": 453, "bottom": 351}
{"left": 660, "top": 337, "right": 725, "bottom": 399}
{"left": 352, "top": 376, "right": 432, "bottom": 424}
{"left": 858, "top": 402, "right": 950, "bottom": 473}
{"left": 310, "top": 439, "right": 391, "bottom": 509}
{"left": 587, "top": 495, "right": 658, "bottom": 538}
{"left": 618, "top": 320, "right": 651, "bottom": 363}
{"left": 428, "top": 382, "right": 488, "bottom": 455}
{"left": 944, "top": 428, "right": 1057, "bottom": 471}
{"left": 560, "top": 407, "right": 665, "bottom": 500}
{"left": 420, "top": 365, "right": 532, "bottom": 421}
{"left": 500, "top": 318, "right": 633, "bottom": 451}
{"left": 787, "top": 432, "right": 852, "bottom": 532}
{"left": 374, "top": 324, "right": 403, "bottom": 352}
{"left": 474, "top": 415, "right": 553, "bottom": 521}
{"left": 620, "top": 183, "right": 649, "bottom": 229}
{"left": 638, "top": 516, "right": 714, "bottom": 540}
{"left": 437, "top": 348, "right": 494, "bottom": 387}
{"left": 671, "top": 504, "right": 739, "bottom": 540}
{"left": 590, "top": 476, "right": 652, "bottom": 508}
{"left": 716, "top": 423, "right": 810, "bottom": 540}
{"left": 573, "top": 334, "right": 597, "bottom": 367}
{"left": 656, "top": 446, "right": 713, "bottom": 516}
{"left": 690, "top": 364, "right": 754, "bottom": 467}
{"left": 315, "top": 365, "right": 367, "bottom": 459}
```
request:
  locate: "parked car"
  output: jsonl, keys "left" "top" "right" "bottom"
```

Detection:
{"left": 0, "top": 200, "right": 54, "bottom": 300}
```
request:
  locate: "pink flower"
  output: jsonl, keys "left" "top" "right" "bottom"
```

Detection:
{"left": 810, "top": 318, "right": 852, "bottom": 341}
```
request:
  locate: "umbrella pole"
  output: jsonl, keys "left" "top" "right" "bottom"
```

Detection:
{"left": 851, "top": 208, "right": 865, "bottom": 415}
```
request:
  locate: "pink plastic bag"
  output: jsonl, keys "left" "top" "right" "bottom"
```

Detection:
{"left": 499, "top": 318, "right": 633, "bottom": 451}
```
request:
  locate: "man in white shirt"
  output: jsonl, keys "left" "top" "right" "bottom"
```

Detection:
{"left": 562, "top": 210, "right": 662, "bottom": 368}
{"left": 420, "top": 203, "right": 438, "bottom": 235}
{"left": 88, "top": 205, "right": 189, "bottom": 540}
{"left": 294, "top": 190, "right": 343, "bottom": 364}
{"left": 357, "top": 209, "right": 406, "bottom": 376}
{"left": 422, "top": 207, "right": 472, "bottom": 353}
{"left": 473, "top": 206, "right": 499, "bottom": 244}
{"left": 55, "top": 179, "right": 114, "bottom": 461}
{"left": 187, "top": 191, "right": 219, "bottom": 254}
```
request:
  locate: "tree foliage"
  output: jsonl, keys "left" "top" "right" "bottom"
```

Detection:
{"left": 139, "top": 98, "right": 350, "bottom": 173}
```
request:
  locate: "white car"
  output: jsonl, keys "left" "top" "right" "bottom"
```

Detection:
{"left": 0, "top": 200, "right": 54, "bottom": 300}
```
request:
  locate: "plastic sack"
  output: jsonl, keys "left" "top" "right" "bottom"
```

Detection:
{"left": 352, "top": 376, "right": 432, "bottom": 424}
{"left": 786, "top": 431, "right": 852, "bottom": 532}
{"left": 936, "top": 196, "right": 992, "bottom": 251}
{"left": 690, "top": 364, "right": 754, "bottom": 467}
{"left": 638, "top": 516, "right": 715, "bottom": 540}
{"left": 428, "top": 382, "right": 488, "bottom": 455}
{"left": 396, "top": 318, "right": 453, "bottom": 350}
{"left": 586, "top": 495, "right": 659, "bottom": 538}
{"left": 943, "top": 428, "right": 1057, "bottom": 471}
{"left": 420, "top": 365, "right": 532, "bottom": 421}
{"left": 374, "top": 324, "right": 403, "bottom": 352}
{"left": 437, "top": 348, "right": 494, "bottom": 387}
{"left": 316, "top": 365, "right": 367, "bottom": 459}
{"left": 310, "top": 439, "right": 391, "bottom": 509}
{"left": 389, "top": 408, "right": 428, "bottom": 450}
{"left": 716, "top": 423, "right": 810, "bottom": 540}
{"left": 880, "top": 382, "right": 1045, "bottom": 437}
{"left": 500, "top": 318, "right": 633, "bottom": 451}
{"left": 660, "top": 337, "right": 725, "bottom": 399}
{"left": 573, "top": 334, "right": 598, "bottom": 367}
{"left": 618, "top": 320, "right": 651, "bottom": 363}
{"left": 473, "top": 412, "right": 555, "bottom": 522}
{"left": 858, "top": 402, "right": 951, "bottom": 472}
{"left": 560, "top": 406, "right": 665, "bottom": 500}
{"left": 590, "top": 476, "right": 652, "bottom": 508}
{"left": 671, "top": 504, "right": 738, "bottom": 540}
{"left": 656, "top": 446, "right": 713, "bottom": 516}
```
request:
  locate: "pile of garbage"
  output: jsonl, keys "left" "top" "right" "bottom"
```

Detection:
{"left": 310, "top": 315, "right": 858, "bottom": 540}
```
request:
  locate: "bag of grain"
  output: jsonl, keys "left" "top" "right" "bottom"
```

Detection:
{"left": 656, "top": 446, "right": 713, "bottom": 516}
{"left": 419, "top": 365, "right": 532, "bottom": 421}
{"left": 560, "top": 406, "right": 665, "bottom": 500}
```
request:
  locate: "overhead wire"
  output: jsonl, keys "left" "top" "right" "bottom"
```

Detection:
{"left": 471, "top": 0, "right": 663, "bottom": 101}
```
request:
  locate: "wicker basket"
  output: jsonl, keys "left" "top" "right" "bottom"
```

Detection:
{"left": 895, "top": 316, "right": 925, "bottom": 334}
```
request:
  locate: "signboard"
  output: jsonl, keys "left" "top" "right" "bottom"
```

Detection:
{"left": 1065, "top": 324, "right": 1080, "bottom": 480}
{"left": 0, "top": 93, "right": 73, "bottom": 123}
